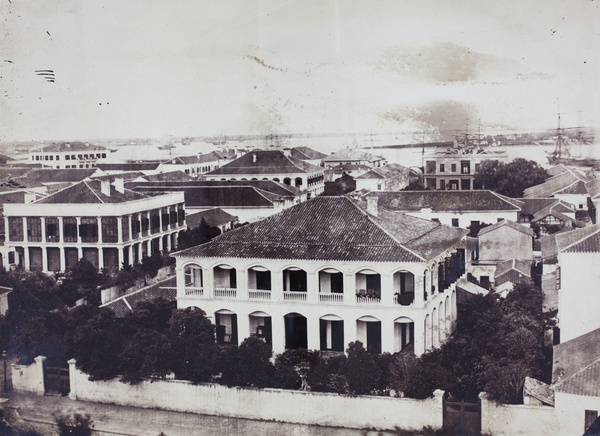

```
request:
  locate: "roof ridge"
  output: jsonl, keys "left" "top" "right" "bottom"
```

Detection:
{"left": 346, "top": 196, "right": 426, "bottom": 261}
{"left": 83, "top": 180, "right": 105, "bottom": 203}
{"left": 553, "top": 356, "right": 600, "bottom": 390}
{"left": 559, "top": 226, "right": 600, "bottom": 252}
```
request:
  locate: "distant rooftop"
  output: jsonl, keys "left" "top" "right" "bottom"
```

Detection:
{"left": 364, "top": 190, "right": 522, "bottom": 212}
{"left": 35, "top": 180, "right": 151, "bottom": 204}
{"left": 206, "top": 150, "right": 323, "bottom": 176}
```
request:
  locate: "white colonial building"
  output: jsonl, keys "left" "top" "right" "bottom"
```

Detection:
{"left": 3, "top": 179, "right": 185, "bottom": 272}
{"left": 204, "top": 150, "right": 325, "bottom": 198}
{"left": 174, "top": 196, "right": 470, "bottom": 356}
{"left": 28, "top": 142, "right": 111, "bottom": 169}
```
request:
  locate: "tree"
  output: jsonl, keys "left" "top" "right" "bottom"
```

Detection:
{"left": 55, "top": 412, "right": 93, "bottom": 436}
{"left": 141, "top": 253, "right": 164, "bottom": 279}
{"left": 168, "top": 308, "right": 218, "bottom": 383}
{"left": 474, "top": 158, "right": 548, "bottom": 197}
{"left": 65, "top": 307, "right": 132, "bottom": 381}
{"left": 342, "top": 341, "right": 381, "bottom": 396}
{"left": 273, "top": 348, "right": 319, "bottom": 390}
{"left": 119, "top": 330, "right": 172, "bottom": 384}
{"left": 218, "top": 337, "right": 274, "bottom": 388}
{"left": 177, "top": 218, "right": 222, "bottom": 250}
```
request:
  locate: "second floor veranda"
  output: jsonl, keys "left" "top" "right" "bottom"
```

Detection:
{"left": 176, "top": 250, "right": 466, "bottom": 309}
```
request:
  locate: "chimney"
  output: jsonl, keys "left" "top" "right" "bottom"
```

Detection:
{"left": 113, "top": 177, "right": 124, "bottom": 194}
{"left": 366, "top": 196, "right": 378, "bottom": 217}
{"left": 252, "top": 153, "right": 257, "bottom": 163}
{"left": 100, "top": 179, "right": 111, "bottom": 196}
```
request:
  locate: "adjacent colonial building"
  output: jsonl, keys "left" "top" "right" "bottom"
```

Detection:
{"left": 173, "top": 196, "right": 470, "bottom": 356}
{"left": 477, "top": 219, "right": 534, "bottom": 262}
{"left": 555, "top": 224, "right": 600, "bottom": 343}
{"left": 28, "top": 142, "right": 111, "bottom": 169}
{"left": 422, "top": 148, "right": 507, "bottom": 191}
{"left": 360, "top": 190, "right": 521, "bottom": 229}
{"left": 204, "top": 150, "right": 325, "bottom": 197}
{"left": 3, "top": 179, "right": 185, "bottom": 272}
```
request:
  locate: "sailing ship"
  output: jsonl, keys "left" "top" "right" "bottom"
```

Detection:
{"left": 547, "top": 114, "right": 600, "bottom": 168}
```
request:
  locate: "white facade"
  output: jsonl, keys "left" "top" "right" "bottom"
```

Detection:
{"left": 404, "top": 209, "right": 519, "bottom": 229}
{"left": 557, "top": 250, "right": 600, "bottom": 342}
{"left": 3, "top": 190, "right": 185, "bottom": 272}
{"left": 423, "top": 151, "right": 508, "bottom": 191}
{"left": 175, "top": 242, "right": 468, "bottom": 356}
{"left": 205, "top": 172, "right": 325, "bottom": 197}
{"left": 555, "top": 392, "right": 600, "bottom": 436}
{"left": 29, "top": 145, "right": 111, "bottom": 169}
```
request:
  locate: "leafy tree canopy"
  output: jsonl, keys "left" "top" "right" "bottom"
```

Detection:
{"left": 474, "top": 158, "right": 548, "bottom": 197}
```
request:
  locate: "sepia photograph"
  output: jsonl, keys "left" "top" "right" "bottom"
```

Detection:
{"left": 0, "top": 1, "right": 599, "bottom": 435}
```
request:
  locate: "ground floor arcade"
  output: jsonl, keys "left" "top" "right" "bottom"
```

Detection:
{"left": 177, "top": 293, "right": 457, "bottom": 356}
{"left": 6, "top": 231, "right": 182, "bottom": 272}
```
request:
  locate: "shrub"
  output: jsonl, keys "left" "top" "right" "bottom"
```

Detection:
{"left": 55, "top": 412, "right": 93, "bottom": 436}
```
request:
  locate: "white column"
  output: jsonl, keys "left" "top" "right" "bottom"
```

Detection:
{"left": 38, "top": 247, "right": 47, "bottom": 274}
{"left": 39, "top": 217, "right": 46, "bottom": 243}
{"left": 413, "top": 315, "right": 425, "bottom": 357}
{"left": 343, "top": 317, "right": 356, "bottom": 352}
{"left": 76, "top": 217, "right": 82, "bottom": 244}
{"left": 272, "top": 270, "right": 283, "bottom": 302}
{"left": 307, "top": 271, "right": 319, "bottom": 304}
{"left": 307, "top": 316, "right": 321, "bottom": 351}
{"left": 204, "top": 265, "right": 214, "bottom": 299}
{"left": 58, "top": 217, "right": 64, "bottom": 243}
{"left": 236, "top": 312, "right": 250, "bottom": 345}
{"left": 59, "top": 247, "right": 66, "bottom": 272}
{"left": 237, "top": 267, "right": 247, "bottom": 300}
{"left": 97, "top": 217, "right": 103, "bottom": 245}
{"left": 343, "top": 273, "right": 355, "bottom": 305}
{"left": 117, "top": 247, "right": 124, "bottom": 270}
{"left": 414, "top": 270, "right": 425, "bottom": 308}
{"left": 23, "top": 247, "right": 30, "bottom": 270}
{"left": 175, "top": 264, "right": 186, "bottom": 302}
{"left": 381, "top": 272, "right": 393, "bottom": 305}
{"left": 381, "top": 317, "right": 395, "bottom": 354}
{"left": 117, "top": 217, "right": 123, "bottom": 244}
{"left": 98, "top": 247, "right": 104, "bottom": 270}
{"left": 271, "top": 314, "right": 286, "bottom": 355}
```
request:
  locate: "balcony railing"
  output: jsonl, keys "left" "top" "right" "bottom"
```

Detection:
{"left": 184, "top": 287, "right": 203, "bottom": 296}
{"left": 248, "top": 290, "right": 271, "bottom": 300}
{"left": 355, "top": 295, "right": 381, "bottom": 305}
{"left": 319, "top": 293, "right": 343, "bottom": 303}
{"left": 214, "top": 288, "right": 237, "bottom": 299}
{"left": 283, "top": 291, "right": 307, "bottom": 301}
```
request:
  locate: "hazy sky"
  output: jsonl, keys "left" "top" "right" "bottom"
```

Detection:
{"left": 1, "top": 0, "right": 599, "bottom": 142}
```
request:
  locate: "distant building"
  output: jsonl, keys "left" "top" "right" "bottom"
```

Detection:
{"left": 360, "top": 190, "right": 521, "bottom": 229}
{"left": 130, "top": 180, "right": 306, "bottom": 223}
{"left": 354, "top": 163, "right": 411, "bottom": 192}
{"left": 158, "top": 151, "right": 235, "bottom": 177}
{"left": 523, "top": 166, "right": 590, "bottom": 210}
{"left": 185, "top": 208, "right": 238, "bottom": 233}
{"left": 28, "top": 142, "right": 111, "bottom": 169}
{"left": 323, "top": 149, "right": 386, "bottom": 168}
{"left": 477, "top": 219, "right": 534, "bottom": 262}
{"left": 585, "top": 177, "right": 600, "bottom": 224}
{"left": 422, "top": 148, "right": 507, "bottom": 191}
{"left": 288, "top": 147, "right": 327, "bottom": 167}
{"left": 173, "top": 196, "right": 470, "bottom": 356}
{"left": 205, "top": 150, "right": 325, "bottom": 197}
{"left": 3, "top": 179, "right": 185, "bottom": 273}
